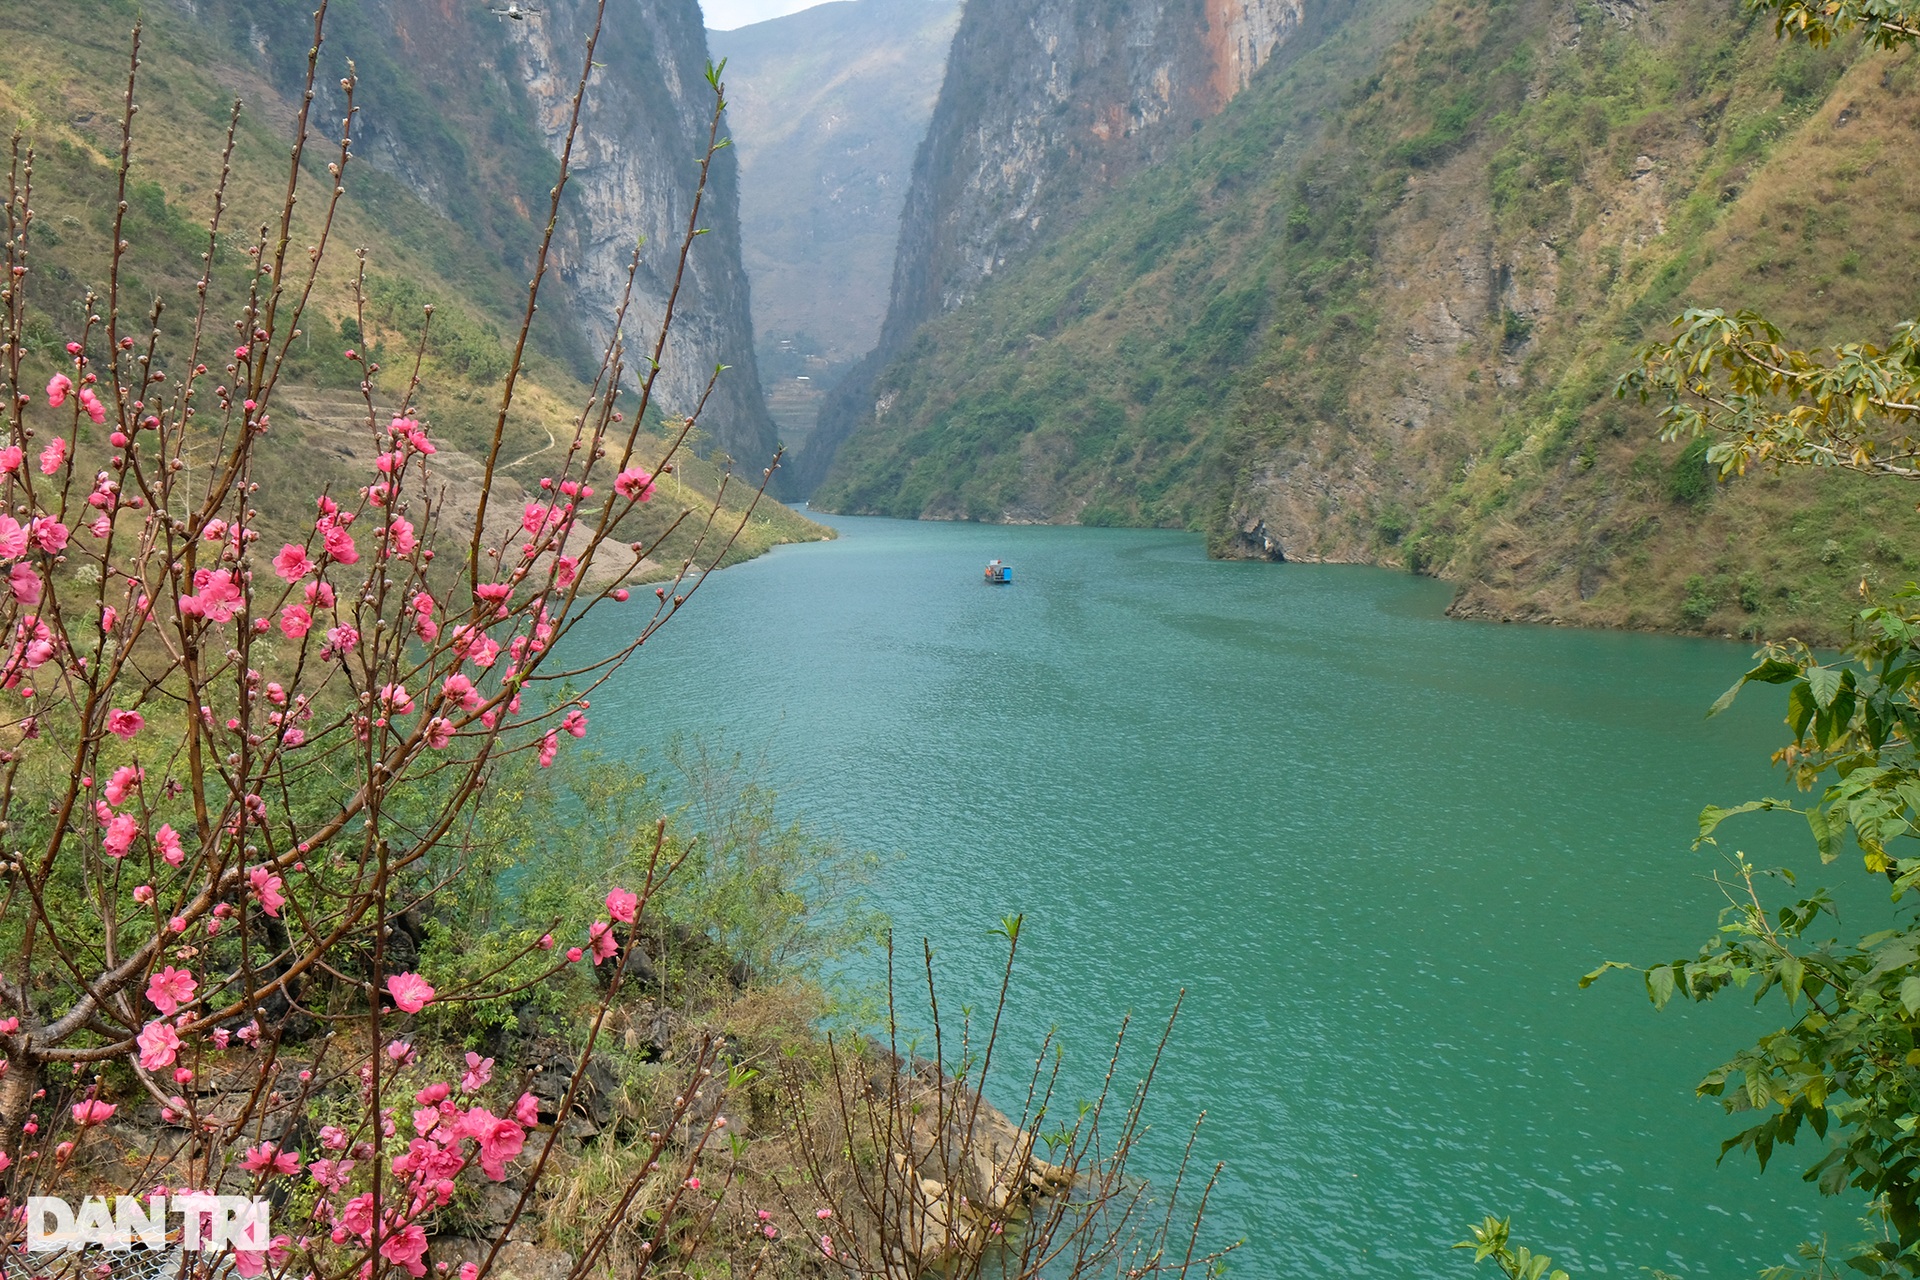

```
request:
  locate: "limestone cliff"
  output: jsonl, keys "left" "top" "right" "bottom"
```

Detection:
{"left": 793, "top": 0, "right": 1306, "bottom": 492}
{"left": 188, "top": 0, "right": 776, "bottom": 469}
{"left": 507, "top": 0, "right": 777, "bottom": 468}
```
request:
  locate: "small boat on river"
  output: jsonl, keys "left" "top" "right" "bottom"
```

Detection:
{"left": 984, "top": 559, "right": 1013, "bottom": 584}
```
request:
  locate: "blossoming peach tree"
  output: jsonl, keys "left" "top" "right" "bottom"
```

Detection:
{"left": 0, "top": 3, "right": 782, "bottom": 1276}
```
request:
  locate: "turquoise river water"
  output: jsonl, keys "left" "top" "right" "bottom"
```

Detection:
{"left": 567, "top": 512, "right": 1869, "bottom": 1277}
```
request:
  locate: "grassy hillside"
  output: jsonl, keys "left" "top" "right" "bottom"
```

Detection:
{"left": 0, "top": 0, "right": 828, "bottom": 572}
{"left": 812, "top": 0, "right": 1920, "bottom": 641}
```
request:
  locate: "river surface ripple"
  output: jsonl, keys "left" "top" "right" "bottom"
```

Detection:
{"left": 569, "top": 512, "right": 1861, "bottom": 1277}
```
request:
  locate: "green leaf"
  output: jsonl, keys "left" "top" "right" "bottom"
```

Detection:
{"left": 1898, "top": 976, "right": 1920, "bottom": 1016}
{"left": 1808, "top": 804, "right": 1842, "bottom": 863}
{"left": 1709, "top": 658, "right": 1804, "bottom": 716}
{"left": 1807, "top": 664, "right": 1843, "bottom": 709}
{"left": 1648, "top": 964, "right": 1677, "bottom": 1008}
{"left": 1708, "top": 678, "right": 1746, "bottom": 718}
{"left": 1788, "top": 682, "right": 1818, "bottom": 739}
{"left": 1697, "top": 794, "right": 1781, "bottom": 844}
{"left": 1580, "top": 960, "right": 1634, "bottom": 988}
{"left": 1781, "top": 955, "right": 1805, "bottom": 1005}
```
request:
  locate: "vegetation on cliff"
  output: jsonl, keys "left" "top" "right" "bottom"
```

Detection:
{"left": 0, "top": 0, "right": 827, "bottom": 566}
{"left": 1466, "top": 0, "right": 1920, "bottom": 1271}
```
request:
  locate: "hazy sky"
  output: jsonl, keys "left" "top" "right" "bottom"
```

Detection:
{"left": 702, "top": 0, "right": 834, "bottom": 30}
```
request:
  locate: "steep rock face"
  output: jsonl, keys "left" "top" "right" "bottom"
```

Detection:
{"left": 507, "top": 0, "right": 777, "bottom": 467}
{"left": 794, "top": 0, "right": 1304, "bottom": 491}
{"left": 191, "top": 0, "right": 775, "bottom": 468}
{"left": 881, "top": 0, "right": 1303, "bottom": 343}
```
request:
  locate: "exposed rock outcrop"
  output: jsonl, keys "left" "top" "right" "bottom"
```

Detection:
{"left": 505, "top": 0, "right": 778, "bottom": 468}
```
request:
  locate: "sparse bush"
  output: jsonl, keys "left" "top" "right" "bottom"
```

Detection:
{"left": 1667, "top": 436, "right": 1714, "bottom": 504}
{"left": 1681, "top": 573, "right": 1717, "bottom": 623}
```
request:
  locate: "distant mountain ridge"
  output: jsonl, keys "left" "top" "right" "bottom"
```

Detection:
{"left": 710, "top": 0, "right": 959, "bottom": 369}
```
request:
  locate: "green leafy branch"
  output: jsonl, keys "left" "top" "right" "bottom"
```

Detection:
{"left": 1620, "top": 309, "right": 1920, "bottom": 482}
{"left": 1455, "top": 1217, "right": 1571, "bottom": 1280}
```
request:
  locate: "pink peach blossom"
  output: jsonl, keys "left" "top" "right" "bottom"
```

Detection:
{"left": 147, "top": 965, "right": 197, "bottom": 1015}
{"left": 0, "top": 516, "right": 28, "bottom": 561}
{"left": 30, "top": 518, "right": 67, "bottom": 553}
{"left": 380, "top": 1222, "right": 429, "bottom": 1277}
{"left": 386, "top": 973, "right": 435, "bottom": 1014}
{"left": 249, "top": 866, "right": 286, "bottom": 918}
{"left": 137, "top": 1020, "right": 181, "bottom": 1070}
{"left": 462, "top": 1053, "right": 494, "bottom": 1092}
{"left": 615, "top": 467, "right": 655, "bottom": 501}
{"left": 320, "top": 521, "right": 358, "bottom": 564}
{"left": 272, "top": 544, "right": 314, "bottom": 581}
{"left": 106, "top": 708, "right": 143, "bottom": 738}
{"left": 179, "top": 569, "right": 244, "bottom": 623}
{"left": 105, "top": 764, "right": 142, "bottom": 806}
{"left": 155, "top": 823, "right": 185, "bottom": 867}
{"left": 70, "top": 1099, "right": 116, "bottom": 1127}
{"left": 467, "top": 634, "right": 501, "bottom": 668}
{"left": 441, "top": 673, "right": 481, "bottom": 710}
{"left": 465, "top": 1110, "right": 525, "bottom": 1180}
{"left": 241, "top": 1143, "right": 300, "bottom": 1176}
{"left": 102, "top": 812, "right": 140, "bottom": 858}
{"left": 322, "top": 625, "right": 359, "bottom": 661}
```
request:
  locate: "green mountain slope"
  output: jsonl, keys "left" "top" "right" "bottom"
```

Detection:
{"left": 0, "top": 0, "right": 826, "bottom": 567}
{"left": 812, "top": 0, "right": 1920, "bottom": 640}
